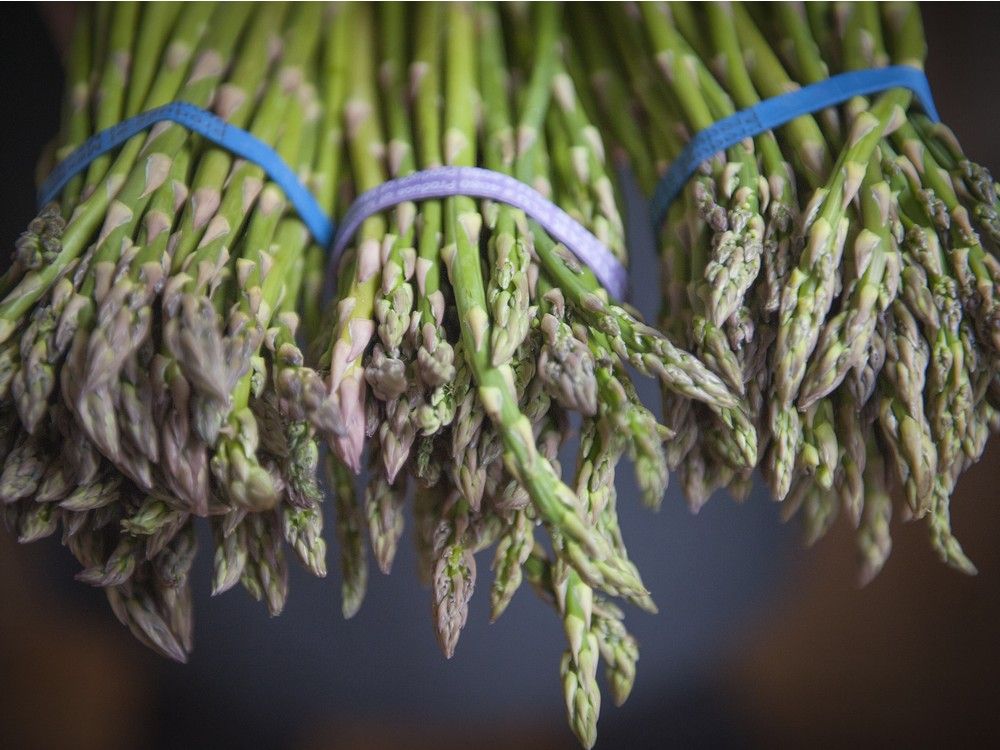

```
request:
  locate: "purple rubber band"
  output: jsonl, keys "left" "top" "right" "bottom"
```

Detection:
{"left": 330, "top": 166, "right": 628, "bottom": 300}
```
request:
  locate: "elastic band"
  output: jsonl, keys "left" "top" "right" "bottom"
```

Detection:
{"left": 650, "top": 66, "right": 941, "bottom": 227}
{"left": 331, "top": 167, "right": 628, "bottom": 300}
{"left": 37, "top": 101, "right": 335, "bottom": 247}
{"left": 39, "top": 105, "right": 628, "bottom": 299}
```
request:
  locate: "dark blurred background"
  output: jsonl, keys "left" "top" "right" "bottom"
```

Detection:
{"left": 2, "top": 4, "right": 999, "bottom": 749}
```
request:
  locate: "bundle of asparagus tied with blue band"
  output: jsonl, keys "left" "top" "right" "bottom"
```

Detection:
{"left": 0, "top": 3, "right": 754, "bottom": 746}
{"left": 575, "top": 0, "right": 1000, "bottom": 584}
{"left": 0, "top": 2, "right": 345, "bottom": 654}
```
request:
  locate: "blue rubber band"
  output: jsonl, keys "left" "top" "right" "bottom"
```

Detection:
{"left": 37, "top": 101, "right": 335, "bottom": 247}
{"left": 650, "top": 66, "right": 941, "bottom": 227}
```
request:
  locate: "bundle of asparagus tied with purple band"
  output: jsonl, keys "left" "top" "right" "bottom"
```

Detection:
{"left": 0, "top": 3, "right": 756, "bottom": 746}
{"left": 575, "top": 0, "right": 1000, "bottom": 585}
{"left": 320, "top": 5, "right": 754, "bottom": 745}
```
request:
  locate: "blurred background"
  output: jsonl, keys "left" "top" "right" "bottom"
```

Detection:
{"left": 2, "top": 4, "right": 998, "bottom": 749}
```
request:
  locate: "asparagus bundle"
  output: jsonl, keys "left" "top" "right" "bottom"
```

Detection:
{"left": 0, "top": 3, "right": 340, "bottom": 659}
{"left": 2, "top": 3, "right": 752, "bottom": 747}
{"left": 315, "top": 4, "right": 753, "bottom": 745}
{"left": 575, "top": 1, "right": 999, "bottom": 582}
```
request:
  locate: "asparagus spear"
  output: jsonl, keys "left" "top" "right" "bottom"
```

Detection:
{"left": 322, "top": 3, "right": 384, "bottom": 473}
